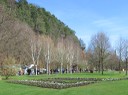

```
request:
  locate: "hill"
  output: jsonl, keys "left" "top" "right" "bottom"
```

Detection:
{"left": 0, "top": 0, "right": 79, "bottom": 42}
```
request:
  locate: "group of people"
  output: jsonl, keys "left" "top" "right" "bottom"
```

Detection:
{"left": 17, "top": 67, "right": 93, "bottom": 76}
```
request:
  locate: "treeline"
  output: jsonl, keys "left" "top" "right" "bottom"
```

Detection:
{"left": 86, "top": 32, "right": 128, "bottom": 75}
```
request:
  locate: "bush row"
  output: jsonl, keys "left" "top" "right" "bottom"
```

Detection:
{"left": 46, "top": 77, "right": 128, "bottom": 82}
{"left": 47, "top": 78, "right": 102, "bottom": 81}
{"left": 7, "top": 80, "right": 96, "bottom": 89}
{"left": 7, "top": 77, "right": 128, "bottom": 89}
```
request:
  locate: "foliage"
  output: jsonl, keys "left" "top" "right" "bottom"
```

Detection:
{"left": 79, "top": 39, "right": 86, "bottom": 50}
{"left": 1, "top": 57, "right": 17, "bottom": 79}
{"left": 0, "top": 0, "right": 79, "bottom": 41}
{"left": 12, "top": 0, "right": 77, "bottom": 41}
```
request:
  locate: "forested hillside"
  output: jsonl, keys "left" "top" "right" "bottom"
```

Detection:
{"left": 0, "top": 0, "right": 78, "bottom": 41}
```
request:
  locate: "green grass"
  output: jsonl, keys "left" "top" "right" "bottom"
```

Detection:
{"left": 8, "top": 71, "right": 126, "bottom": 80}
{"left": 0, "top": 72, "right": 128, "bottom": 95}
{"left": 0, "top": 80, "right": 128, "bottom": 95}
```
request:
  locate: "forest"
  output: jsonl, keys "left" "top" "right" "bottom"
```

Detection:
{"left": 0, "top": 0, "right": 86, "bottom": 77}
{"left": 0, "top": 0, "right": 128, "bottom": 78}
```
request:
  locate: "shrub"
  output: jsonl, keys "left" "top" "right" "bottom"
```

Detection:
{"left": 1, "top": 56, "right": 17, "bottom": 79}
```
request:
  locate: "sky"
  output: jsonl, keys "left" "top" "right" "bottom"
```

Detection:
{"left": 27, "top": 0, "right": 128, "bottom": 48}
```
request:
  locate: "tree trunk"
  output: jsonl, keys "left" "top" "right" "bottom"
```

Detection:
{"left": 119, "top": 52, "right": 122, "bottom": 74}
{"left": 98, "top": 60, "right": 100, "bottom": 73}
{"left": 36, "top": 64, "right": 37, "bottom": 75}
{"left": 49, "top": 63, "right": 50, "bottom": 75}
{"left": 101, "top": 57, "right": 104, "bottom": 75}
{"left": 126, "top": 58, "right": 128, "bottom": 75}
{"left": 119, "top": 60, "right": 121, "bottom": 73}
{"left": 101, "top": 62, "right": 104, "bottom": 75}
{"left": 46, "top": 61, "right": 49, "bottom": 75}
{"left": 70, "top": 62, "right": 72, "bottom": 74}
{"left": 61, "top": 62, "right": 63, "bottom": 74}
{"left": 60, "top": 55, "right": 63, "bottom": 74}
{"left": 66, "top": 64, "right": 68, "bottom": 73}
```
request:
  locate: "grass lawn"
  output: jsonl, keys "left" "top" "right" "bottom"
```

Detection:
{"left": 9, "top": 71, "right": 126, "bottom": 80}
{"left": 0, "top": 72, "right": 128, "bottom": 95}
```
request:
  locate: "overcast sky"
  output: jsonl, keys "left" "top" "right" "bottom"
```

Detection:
{"left": 27, "top": 0, "right": 128, "bottom": 48}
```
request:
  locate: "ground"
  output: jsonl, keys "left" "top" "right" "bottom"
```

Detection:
{"left": 0, "top": 71, "right": 128, "bottom": 95}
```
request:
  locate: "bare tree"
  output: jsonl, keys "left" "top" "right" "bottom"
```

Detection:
{"left": 29, "top": 33, "right": 42, "bottom": 75}
{"left": 65, "top": 37, "right": 76, "bottom": 74}
{"left": 0, "top": 5, "right": 23, "bottom": 69}
{"left": 42, "top": 36, "right": 54, "bottom": 75}
{"left": 0, "top": 5, "right": 35, "bottom": 76}
{"left": 122, "top": 39, "right": 128, "bottom": 75}
{"left": 86, "top": 45, "right": 100, "bottom": 72}
{"left": 105, "top": 50, "right": 118, "bottom": 71}
{"left": 57, "top": 36, "right": 66, "bottom": 74}
{"left": 90, "top": 32, "right": 110, "bottom": 75}
{"left": 74, "top": 44, "right": 82, "bottom": 72}
{"left": 116, "top": 37, "right": 125, "bottom": 73}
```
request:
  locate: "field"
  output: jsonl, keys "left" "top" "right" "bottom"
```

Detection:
{"left": 0, "top": 72, "right": 128, "bottom": 95}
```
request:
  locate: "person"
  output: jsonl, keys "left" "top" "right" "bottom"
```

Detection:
{"left": 27, "top": 69, "right": 31, "bottom": 75}
{"left": 50, "top": 69, "right": 52, "bottom": 74}
{"left": 18, "top": 70, "right": 21, "bottom": 75}
{"left": 62, "top": 68, "right": 65, "bottom": 73}
{"left": 80, "top": 68, "right": 82, "bottom": 73}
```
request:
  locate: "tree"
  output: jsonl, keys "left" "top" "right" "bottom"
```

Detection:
{"left": 74, "top": 44, "right": 82, "bottom": 72}
{"left": 65, "top": 37, "right": 76, "bottom": 74}
{"left": 7, "top": 0, "right": 16, "bottom": 9}
{"left": 57, "top": 36, "right": 66, "bottom": 74}
{"left": 42, "top": 36, "right": 54, "bottom": 75}
{"left": 0, "top": 5, "right": 22, "bottom": 70}
{"left": 87, "top": 44, "right": 101, "bottom": 72}
{"left": 90, "top": 32, "right": 110, "bottom": 75}
{"left": 29, "top": 33, "right": 42, "bottom": 75}
{"left": 0, "top": 3, "right": 37, "bottom": 76}
{"left": 116, "top": 37, "right": 125, "bottom": 73}
{"left": 17, "top": 0, "right": 28, "bottom": 5}
{"left": 105, "top": 50, "right": 118, "bottom": 71}
{"left": 79, "top": 39, "right": 86, "bottom": 50}
{"left": 122, "top": 39, "right": 128, "bottom": 75}
{"left": 15, "top": 0, "right": 78, "bottom": 41}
